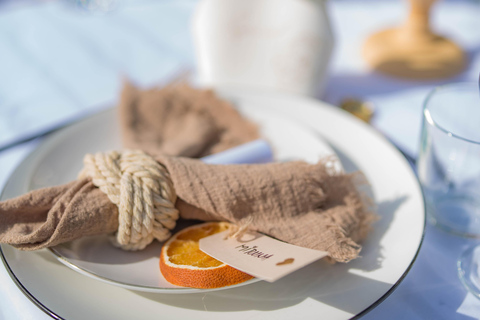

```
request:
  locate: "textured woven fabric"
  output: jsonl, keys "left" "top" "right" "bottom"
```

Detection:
{"left": 0, "top": 84, "right": 375, "bottom": 263}
{"left": 158, "top": 156, "right": 375, "bottom": 263}
{"left": 0, "top": 156, "right": 374, "bottom": 262}
{"left": 118, "top": 82, "right": 259, "bottom": 158}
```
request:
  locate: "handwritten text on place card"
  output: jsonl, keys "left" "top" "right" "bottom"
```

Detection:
{"left": 199, "top": 231, "right": 328, "bottom": 282}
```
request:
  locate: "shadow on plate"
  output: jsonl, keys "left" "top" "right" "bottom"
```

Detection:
{"left": 132, "top": 185, "right": 408, "bottom": 316}
{"left": 49, "top": 220, "right": 202, "bottom": 265}
{"left": 50, "top": 235, "right": 161, "bottom": 265}
{"left": 328, "top": 144, "right": 409, "bottom": 271}
{"left": 353, "top": 196, "right": 409, "bottom": 272}
{"left": 39, "top": 140, "right": 409, "bottom": 316}
{"left": 133, "top": 258, "right": 393, "bottom": 315}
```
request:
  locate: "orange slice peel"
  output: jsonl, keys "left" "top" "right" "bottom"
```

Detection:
{"left": 159, "top": 222, "right": 254, "bottom": 289}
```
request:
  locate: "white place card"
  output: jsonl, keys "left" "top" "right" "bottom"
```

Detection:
{"left": 199, "top": 230, "right": 328, "bottom": 282}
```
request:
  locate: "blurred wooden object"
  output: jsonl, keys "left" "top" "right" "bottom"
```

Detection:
{"left": 362, "top": 0, "right": 465, "bottom": 80}
{"left": 340, "top": 98, "right": 374, "bottom": 123}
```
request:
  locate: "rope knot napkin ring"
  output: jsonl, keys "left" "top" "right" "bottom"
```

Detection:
{"left": 78, "top": 150, "right": 178, "bottom": 250}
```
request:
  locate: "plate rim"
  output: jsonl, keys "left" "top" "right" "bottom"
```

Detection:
{"left": 0, "top": 89, "right": 426, "bottom": 320}
{"left": 0, "top": 245, "right": 64, "bottom": 320}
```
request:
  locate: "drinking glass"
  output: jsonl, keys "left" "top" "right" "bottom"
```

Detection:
{"left": 417, "top": 82, "right": 480, "bottom": 237}
{"left": 416, "top": 82, "right": 480, "bottom": 297}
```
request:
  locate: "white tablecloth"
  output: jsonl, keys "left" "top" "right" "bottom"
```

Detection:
{"left": 1, "top": 0, "right": 480, "bottom": 319}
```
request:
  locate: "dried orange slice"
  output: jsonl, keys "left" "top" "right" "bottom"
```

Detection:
{"left": 159, "top": 222, "right": 254, "bottom": 289}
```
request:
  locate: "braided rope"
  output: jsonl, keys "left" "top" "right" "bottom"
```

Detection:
{"left": 78, "top": 150, "right": 179, "bottom": 250}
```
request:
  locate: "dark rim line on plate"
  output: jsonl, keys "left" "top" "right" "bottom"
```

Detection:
{"left": 0, "top": 245, "right": 64, "bottom": 320}
{"left": 255, "top": 93, "right": 428, "bottom": 317}
{"left": 284, "top": 102, "right": 427, "bottom": 319}
{"left": 0, "top": 205, "right": 427, "bottom": 320}
{"left": 0, "top": 100, "right": 427, "bottom": 319}
{"left": 0, "top": 163, "right": 64, "bottom": 319}
{"left": 353, "top": 181, "right": 427, "bottom": 319}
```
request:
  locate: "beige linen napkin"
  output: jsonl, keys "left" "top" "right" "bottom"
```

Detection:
{"left": 0, "top": 156, "right": 373, "bottom": 263}
{"left": 119, "top": 81, "right": 259, "bottom": 157}
{"left": 0, "top": 83, "right": 375, "bottom": 263}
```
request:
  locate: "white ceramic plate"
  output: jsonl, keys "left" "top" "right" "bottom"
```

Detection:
{"left": 0, "top": 88, "right": 425, "bottom": 320}
{"left": 46, "top": 106, "right": 338, "bottom": 294}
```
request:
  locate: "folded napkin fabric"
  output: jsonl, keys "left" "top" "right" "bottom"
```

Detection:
{"left": 0, "top": 82, "right": 375, "bottom": 263}
{"left": 0, "top": 152, "right": 374, "bottom": 263}
{"left": 119, "top": 81, "right": 260, "bottom": 157}
{"left": 0, "top": 179, "right": 119, "bottom": 250}
{"left": 158, "top": 155, "right": 375, "bottom": 263}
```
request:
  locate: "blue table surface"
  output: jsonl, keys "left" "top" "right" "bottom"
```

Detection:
{"left": 1, "top": 0, "right": 480, "bottom": 319}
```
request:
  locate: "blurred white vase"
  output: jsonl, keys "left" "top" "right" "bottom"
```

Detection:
{"left": 192, "top": 0, "right": 334, "bottom": 97}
